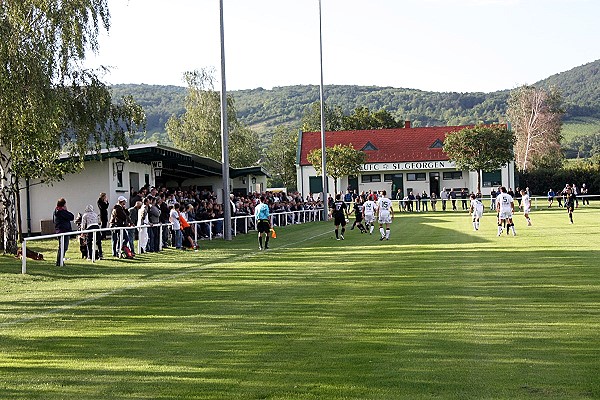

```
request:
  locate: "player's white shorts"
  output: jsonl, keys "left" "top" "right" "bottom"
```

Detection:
{"left": 364, "top": 213, "right": 375, "bottom": 224}
{"left": 522, "top": 207, "right": 531, "bottom": 215}
{"left": 378, "top": 212, "right": 392, "bottom": 224}
{"left": 472, "top": 208, "right": 483, "bottom": 219}
{"left": 498, "top": 210, "right": 513, "bottom": 220}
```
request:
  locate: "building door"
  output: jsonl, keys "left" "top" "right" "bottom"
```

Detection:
{"left": 347, "top": 176, "right": 358, "bottom": 192}
{"left": 429, "top": 172, "right": 440, "bottom": 196}
{"left": 385, "top": 174, "right": 403, "bottom": 199}
{"left": 129, "top": 172, "right": 140, "bottom": 192}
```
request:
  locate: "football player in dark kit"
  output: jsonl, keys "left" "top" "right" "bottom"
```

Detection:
{"left": 564, "top": 186, "right": 577, "bottom": 224}
{"left": 350, "top": 196, "right": 367, "bottom": 233}
{"left": 333, "top": 193, "right": 350, "bottom": 240}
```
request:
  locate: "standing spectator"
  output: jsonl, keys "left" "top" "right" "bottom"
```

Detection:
{"left": 460, "top": 188, "right": 468, "bottom": 210}
{"left": 407, "top": 191, "right": 415, "bottom": 212}
{"left": 147, "top": 196, "right": 161, "bottom": 252}
{"left": 97, "top": 192, "right": 109, "bottom": 239}
{"left": 109, "top": 196, "right": 133, "bottom": 257}
{"left": 415, "top": 191, "right": 422, "bottom": 212}
{"left": 430, "top": 192, "right": 437, "bottom": 211}
{"left": 53, "top": 198, "right": 74, "bottom": 266}
{"left": 81, "top": 204, "right": 103, "bottom": 260}
{"left": 138, "top": 197, "right": 150, "bottom": 253}
{"left": 170, "top": 203, "right": 182, "bottom": 249}
{"left": 441, "top": 188, "right": 448, "bottom": 211}
{"left": 128, "top": 201, "right": 142, "bottom": 252}
{"left": 581, "top": 183, "right": 589, "bottom": 206}
{"left": 421, "top": 191, "right": 429, "bottom": 212}
{"left": 450, "top": 190, "right": 457, "bottom": 211}
{"left": 490, "top": 188, "right": 497, "bottom": 210}
{"left": 159, "top": 194, "right": 171, "bottom": 247}
{"left": 547, "top": 188, "right": 555, "bottom": 208}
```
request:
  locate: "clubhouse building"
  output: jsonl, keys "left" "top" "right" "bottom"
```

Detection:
{"left": 18, "top": 143, "right": 268, "bottom": 235}
{"left": 296, "top": 123, "right": 515, "bottom": 199}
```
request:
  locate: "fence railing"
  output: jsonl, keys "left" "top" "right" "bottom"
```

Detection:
{"left": 20, "top": 208, "right": 323, "bottom": 274}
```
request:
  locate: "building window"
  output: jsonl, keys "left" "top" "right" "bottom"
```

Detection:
{"left": 406, "top": 173, "right": 426, "bottom": 181}
{"left": 443, "top": 171, "right": 463, "bottom": 180}
{"left": 361, "top": 174, "right": 381, "bottom": 183}
{"left": 384, "top": 173, "right": 403, "bottom": 182}
{"left": 482, "top": 170, "right": 502, "bottom": 187}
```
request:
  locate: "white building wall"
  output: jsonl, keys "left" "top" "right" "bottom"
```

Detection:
{"left": 19, "top": 158, "right": 155, "bottom": 234}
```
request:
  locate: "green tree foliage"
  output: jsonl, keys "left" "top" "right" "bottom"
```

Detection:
{"left": 114, "top": 59, "right": 600, "bottom": 146}
{"left": 300, "top": 101, "right": 344, "bottom": 132}
{"left": 307, "top": 144, "right": 366, "bottom": 194}
{"left": 264, "top": 126, "right": 298, "bottom": 191}
{"left": 443, "top": 125, "right": 515, "bottom": 193}
{"left": 507, "top": 85, "right": 564, "bottom": 172}
{"left": 301, "top": 102, "right": 404, "bottom": 132}
{"left": 0, "top": 1, "right": 145, "bottom": 253}
{"left": 166, "top": 69, "right": 259, "bottom": 168}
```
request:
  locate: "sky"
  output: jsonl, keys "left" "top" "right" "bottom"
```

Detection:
{"left": 84, "top": 0, "right": 600, "bottom": 93}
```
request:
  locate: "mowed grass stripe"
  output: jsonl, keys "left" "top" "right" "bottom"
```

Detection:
{"left": 0, "top": 207, "right": 599, "bottom": 399}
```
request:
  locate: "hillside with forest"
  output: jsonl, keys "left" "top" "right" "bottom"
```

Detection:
{"left": 111, "top": 59, "right": 600, "bottom": 152}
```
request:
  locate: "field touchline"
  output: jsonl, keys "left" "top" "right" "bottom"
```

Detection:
{"left": 1, "top": 228, "right": 331, "bottom": 328}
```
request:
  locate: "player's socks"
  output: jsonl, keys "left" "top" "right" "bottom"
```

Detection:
{"left": 265, "top": 237, "right": 270, "bottom": 248}
{"left": 472, "top": 220, "right": 477, "bottom": 230}
{"left": 497, "top": 225, "right": 503, "bottom": 236}
{"left": 259, "top": 237, "right": 263, "bottom": 250}
{"left": 369, "top": 225, "right": 374, "bottom": 234}
{"left": 386, "top": 229, "right": 390, "bottom": 239}
{"left": 335, "top": 229, "right": 339, "bottom": 239}
{"left": 379, "top": 227, "right": 385, "bottom": 238}
{"left": 341, "top": 227, "right": 345, "bottom": 239}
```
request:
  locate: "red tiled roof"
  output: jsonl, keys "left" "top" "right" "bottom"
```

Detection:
{"left": 299, "top": 125, "right": 473, "bottom": 166}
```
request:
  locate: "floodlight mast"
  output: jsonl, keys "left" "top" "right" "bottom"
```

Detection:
{"left": 219, "top": 0, "right": 232, "bottom": 240}
{"left": 319, "top": 0, "right": 328, "bottom": 220}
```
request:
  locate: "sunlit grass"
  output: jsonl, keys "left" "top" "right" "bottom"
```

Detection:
{"left": 1, "top": 206, "right": 599, "bottom": 399}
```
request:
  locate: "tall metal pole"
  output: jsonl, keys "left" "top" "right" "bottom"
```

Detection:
{"left": 319, "top": 0, "right": 329, "bottom": 220}
{"left": 219, "top": 0, "right": 232, "bottom": 240}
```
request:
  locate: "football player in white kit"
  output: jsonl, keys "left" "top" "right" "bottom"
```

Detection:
{"left": 496, "top": 186, "right": 516, "bottom": 236}
{"left": 376, "top": 190, "right": 394, "bottom": 240}
{"left": 469, "top": 193, "right": 484, "bottom": 231}
{"left": 362, "top": 195, "right": 377, "bottom": 234}
{"left": 519, "top": 188, "right": 532, "bottom": 226}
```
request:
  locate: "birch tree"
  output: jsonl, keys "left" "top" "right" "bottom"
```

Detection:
{"left": 507, "top": 85, "right": 564, "bottom": 172}
{"left": 166, "top": 69, "right": 260, "bottom": 168}
{"left": 0, "top": 1, "right": 145, "bottom": 253}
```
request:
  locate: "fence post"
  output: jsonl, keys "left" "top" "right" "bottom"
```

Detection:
{"left": 21, "top": 240, "right": 27, "bottom": 274}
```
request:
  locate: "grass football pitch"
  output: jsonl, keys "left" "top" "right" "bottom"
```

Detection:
{"left": 1, "top": 206, "right": 599, "bottom": 399}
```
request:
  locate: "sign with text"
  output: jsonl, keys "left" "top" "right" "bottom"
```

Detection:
{"left": 151, "top": 161, "right": 163, "bottom": 169}
{"left": 360, "top": 161, "right": 456, "bottom": 172}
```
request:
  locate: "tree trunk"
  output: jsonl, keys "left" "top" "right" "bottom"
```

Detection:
{"left": 0, "top": 154, "right": 19, "bottom": 254}
{"left": 477, "top": 170, "right": 482, "bottom": 194}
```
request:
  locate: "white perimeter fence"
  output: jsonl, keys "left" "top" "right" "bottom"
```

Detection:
{"left": 21, "top": 208, "right": 324, "bottom": 274}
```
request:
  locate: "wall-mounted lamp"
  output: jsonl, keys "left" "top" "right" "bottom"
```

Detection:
{"left": 115, "top": 160, "right": 125, "bottom": 173}
{"left": 251, "top": 177, "right": 257, "bottom": 184}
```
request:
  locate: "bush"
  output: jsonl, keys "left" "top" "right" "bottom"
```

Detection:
{"left": 517, "top": 160, "right": 600, "bottom": 195}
